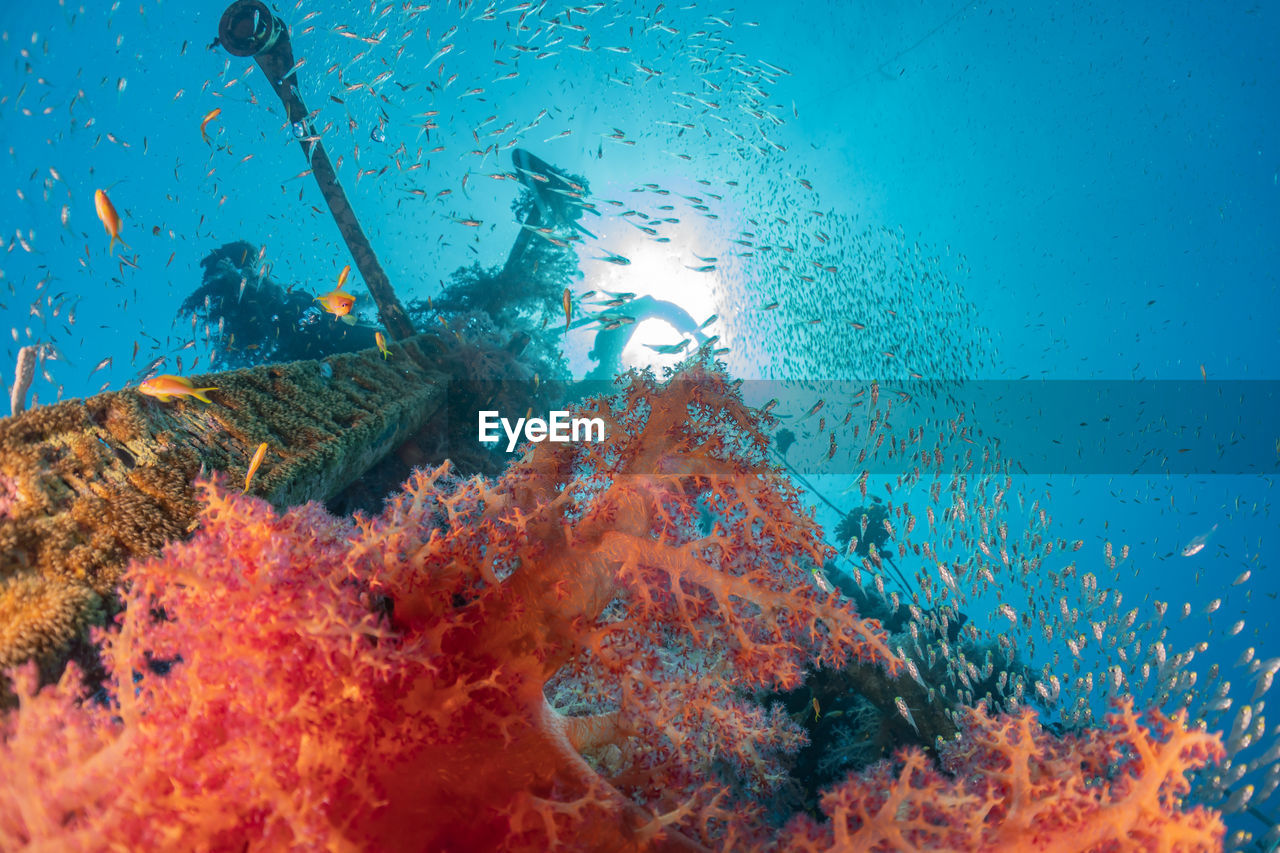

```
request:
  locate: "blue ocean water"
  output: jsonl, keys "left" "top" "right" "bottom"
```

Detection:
{"left": 0, "top": 0, "right": 1277, "bottom": 847}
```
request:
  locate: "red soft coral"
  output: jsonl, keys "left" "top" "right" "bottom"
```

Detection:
{"left": 0, "top": 361, "right": 898, "bottom": 852}
{"left": 775, "top": 700, "right": 1225, "bottom": 852}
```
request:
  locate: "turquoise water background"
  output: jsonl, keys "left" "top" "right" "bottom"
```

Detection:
{"left": 0, "top": 0, "right": 1277, "bottom": 845}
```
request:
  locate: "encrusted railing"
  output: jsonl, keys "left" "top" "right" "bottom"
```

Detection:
{"left": 0, "top": 334, "right": 447, "bottom": 671}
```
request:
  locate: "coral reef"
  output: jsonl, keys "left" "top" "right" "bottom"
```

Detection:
{"left": 777, "top": 701, "right": 1225, "bottom": 851}
{"left": 180, "top": 241, "right": 379, "bottom": 369}
{"left": 812, "top": 696, "right": 884, "bottom": 779}
{"left": 0, "top": 340, "right": 448, "bottom": 675}
{"left": 0, "top": 575, "right": 102, "bottom": 690}
{"left": 0, "top": 392, "right": 197, "bottom": 672}
{"left": 0, "top": 360, "right": 1226, "bottom": 851}
{"left": 0, "top": 359, "right": 898, "bottom": 850}
{"left": 409, "top": 252, "right": 575, "bottom": 389}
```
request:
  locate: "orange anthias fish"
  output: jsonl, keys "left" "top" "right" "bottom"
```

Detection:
{"left": 94, "top": 189, "right": 127, "bottom": 254}
{"left": 337, "top": 264, "right": 351, "bottom": 288}
{"left": 138, "top": 373, "right": 218, "bottom": 403}
{"left": 243, "top": 442, "right": 268, "bottom": 493}
{"left": 375, "top": 330, "right": 391, "bottom": 359}
{"left": 200, "top": 107, "right": 222, "bottom": 145}
{"left": 562, "top": 287, "right": 572, "bottom": 331}
{"left": 316, "top": 286, "right": 357, "bottom": 324}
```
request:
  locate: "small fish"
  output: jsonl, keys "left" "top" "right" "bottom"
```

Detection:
{"left": 894, "top": 697, "right": 919, "bottom": 734}
{"left": 811, "top": 697, "right": 821, "bottom": 721}
{"left": 563, "top": 287, "right": 572, "bottom": 331}
{"left": 200, "top": 107, "right": 221, "bottom": 144}
{"left": 138, "top": 374, "right": 218, "bottom": 403}
{"left": 243, "top": 442, "right": 268, "bottom": 493}
{"left": 593, "top": 252, "right": 631, "bottom": 265}
{"left": 699, "top": 314, "right": 718, "bottom": 330}
{"left": 644, "top": 340, "right": 691, "bottom": 355}
{"left": 88, "top": 355, "right": 112, "bottom": 377}
{"left": 337, "top": 264, "right": 351, "bottom": 288}
{"left": 1181, "top": 523, "right": 1218, "bottom": 557}
{"left": 375, "top": 330, "right": 391, "bottom": 359}
{"left": 685, "top": 264, "right": 717, "bottom": 273}
{"left": 426, "top": 42, "right": 454, "bottom": 66}
{"left": 94, "top": 189, "right": 127, "bottom": 254}
{"left": 315, "top": 287, "right": 357, "bottom": 324}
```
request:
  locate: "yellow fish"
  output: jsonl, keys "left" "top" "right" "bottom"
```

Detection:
{"left": 562, "top": 287, "right": 572, "bottom": 331}
{"left": 375, "top": 330, "right": 391, "bottom": 359}
{"left": 316, "top": 286, "right": 357, "bottom": 324}
{"left": 138, "top": 373, "right": 218, "bottom": 403}
{"left": 94, "top": 189, "right": 127, "bottom": 255}
{"left": 200, "top": 107, "right": 221, "bottom": 145}
{"left": 243, "top": 442, "right": 268, "bottom": 493}
{"left": 337, "top": 264, "right": 351, "bottom": 288}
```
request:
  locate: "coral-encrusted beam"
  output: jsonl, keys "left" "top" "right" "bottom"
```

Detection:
{"left": 0, "top": 335, "right": 446, "bottom": 673}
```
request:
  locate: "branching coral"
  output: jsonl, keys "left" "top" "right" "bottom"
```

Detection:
{"left": 776, "top": 701, "right": 1225, "bottom": 852}
{"left": 0, "top": 358, "right": 898, "bottom": 851}
{"left": 0, "top": 359, "right": 1226, "bottom": 851}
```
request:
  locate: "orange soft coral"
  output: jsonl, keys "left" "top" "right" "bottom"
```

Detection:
{"left": 776, "top": 700, "right": 1225, "bottom": 852}
{"left": 0, "top": 360, "right": 899, "bottom": 852}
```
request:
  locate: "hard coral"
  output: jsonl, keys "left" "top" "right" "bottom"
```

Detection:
{"left": 0, "top": 359, "right": 898, "bottom": 852}
{"left": 777, "top": 700, "right": 1225, "bottom": 852}
{"left": 0, "top": 575, "right": 100, "bottom": 674}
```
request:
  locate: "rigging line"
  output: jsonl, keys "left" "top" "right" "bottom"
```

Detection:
{"left": 866, "top": 1, "right": 985, "bottom": 82}
{"left": 789, "top": 2, "right": 987, "bottom": 116}
{"left": 767, "top": 446, "right": 914, "bottom": 593}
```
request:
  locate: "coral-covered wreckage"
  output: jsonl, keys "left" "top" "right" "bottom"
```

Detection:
{"left": 0, "top": 360, "right": 1225, "bottom": 851}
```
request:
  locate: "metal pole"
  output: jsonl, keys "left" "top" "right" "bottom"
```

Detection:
{"left": 217, "top": 0, "right": 416, "bottom": 342}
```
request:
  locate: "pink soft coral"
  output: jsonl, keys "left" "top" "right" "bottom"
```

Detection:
{"left": 0, "top": 362, "right": 899, "bottom": 851}
{"left": 776, "top": 700, "right": 1225, "bottom": 852}
{"left": 1, "top": 362, "right": 1227, "bottom": 852}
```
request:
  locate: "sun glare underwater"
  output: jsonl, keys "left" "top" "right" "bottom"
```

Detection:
{"left": 0, "top": 0, "right": 1278, "bottom": 851}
